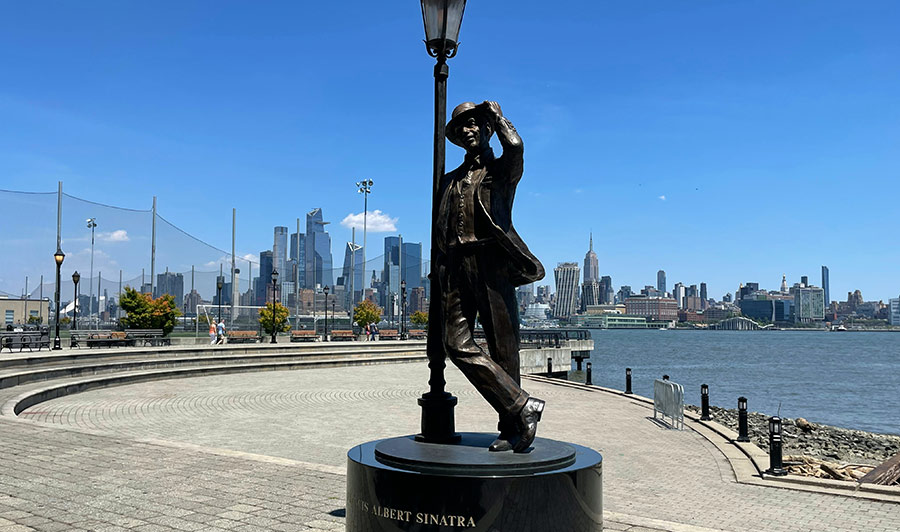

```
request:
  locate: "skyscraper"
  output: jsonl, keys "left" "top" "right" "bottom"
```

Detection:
{"left": 821, "top": 265, "right": 830, "bottom": 309}
{"left": 339, "top": 242, "right": 364, "bottom": 308}
{"left": 583, "top": 234, "right": 599, "bottom": 284}
{"left": 673, "top": 282, "right": 686, "bottom": 309}
{"left": 780, "top": 274, "right": 788, "bottom": 293}
{"left": 657, "top": 270, "right": 666, "bottom": 295}
{"left": 402, "top": 241, "right": 423, "bottom": 290}
{"left": 700, "top": 282, "right": 708, "bottom": 309}
{"left": 273, "top": 226, "right": 288, "bottom": 281}
{"left": 155, "top": 271, "right": 184, "bottom": 308}
{"left": 305, "top": 209, "right": 333, "bottom": 289}
{"left": 553, "top": 262, "right": 580, "bottom": 319}
{"left": 290, "top": 231, "right": 306, "bottom": 289}
{"left": 257, "top": 250, "right": 273, "bottom": 305}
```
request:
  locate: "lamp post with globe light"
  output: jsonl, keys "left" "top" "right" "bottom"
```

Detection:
{"left": 53, "top": 249, "right": 65, "bottom": 349}
{"left": 72, "top": 271, "right": 80, "bottom": 332}
{"left": 270, "top": 269, "right": 279, "bottom": 343}
{"left": 418, "top": 0, "right": 467, "bottom": 443}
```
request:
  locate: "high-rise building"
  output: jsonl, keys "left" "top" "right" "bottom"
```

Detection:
{"left": 800, "top": 275, "right": 809, "bottom": 287}
{"left": 780, "top": 274, "right": 788, "bottom": 293}
{"left": 657, "top": 270, "right": 666, "bottom": 295}
{"left": 553, "top": 262, "right": 580, "bottom": 319}
{"left": 339, "top": 242, "right": 364, "bottom": 308}
{"left": 257, "top": 250, "right": 273, "bottom": 305}
{"left": 155, "top": 271, "right": 184, "bottom": 308}
{"left": 700, "top": 282, "right": 708, "bottom": 309}
{"left": 581, "top": 281, "right": 600, "bottom": 310}
{"left": 402, "top": 242, "right": 423, "bottom": 290}
{"left": 889, "top": 296, "right": 900, "bottom": 326}
{"left": 273, "top": 226, "right": 288, "bottom": 282}
{"left": 616, "top": 285, "right": 633, "bottom": 303}
{"left": 583, "top": 234, "right": 599, "bottom": 284}
{"left": 305, "top": 209, "right": 333, "bottom": 289}
{"left": 821, "top": 266, "right": 830, "bottom": 309}
{"left": 290, "top": 232, "right": 306, "bottom": 289}
{"left": 536, "top": 285, "right": 551, "bottom": 304}
{"left": 517, "top": 283, "right": 535, "bottom": 309}
{"left": 599, "top": 276, "right": 614, "bottom": 305}
{"left": 673, "top": 282, "right": 686, "bottom": 309}
{"left": 794, "top": 286, "right": 825, "bottom": 323}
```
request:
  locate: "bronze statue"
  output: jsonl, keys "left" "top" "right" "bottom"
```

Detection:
{"left": 434, "top": 100, "right": 546, "bottom": 453}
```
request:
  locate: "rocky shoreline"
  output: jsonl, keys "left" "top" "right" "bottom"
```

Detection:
{"left": 685, "top": 404, "right": 900, "bottom": 466}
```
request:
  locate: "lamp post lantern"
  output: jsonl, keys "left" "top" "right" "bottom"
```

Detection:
{"left": 270, "top": 269, "right": 279, "bottom": 343}
{"left": 418, "top": 0, "right": 467, "bottom": 444}
{"left": 323, "top": 285, "right": 330, "bottom": 341}
{"left": 72, "top": 271, "right": 80, "bottom": 331}
{"left": 53, "top": 249, "right": 65, "bottom": 349}
{"left": 737, "top": 396, "right": 750, "bottom": 442}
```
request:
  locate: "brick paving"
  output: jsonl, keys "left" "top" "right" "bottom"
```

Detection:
{"left": 2, "top": 360, "right": 899, "bottom": 531}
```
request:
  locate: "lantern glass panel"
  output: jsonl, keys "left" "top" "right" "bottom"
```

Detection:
{"left": 421, "top": 0, "right": 466, "bottom": 44}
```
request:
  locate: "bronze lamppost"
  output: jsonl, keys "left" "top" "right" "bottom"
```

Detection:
{"left": 323, "top": 285, "right": 330, "bottom": 342}
{"left": 71, "top": 271, "right": 80, "bottom": 331}
{"left": 270, "top": 269, "right": 279, "bottom": 343}
{"left": 418, "top": 0, "right": 466, "bottom": 443}
{"left": 53, "top": 249, "right": 65, "bottom": 349}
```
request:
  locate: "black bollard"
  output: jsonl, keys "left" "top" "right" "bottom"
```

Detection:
{"left": 586, "top": 362, "right": 592, "bottom": 385}
{"left": 766, "top": 416, "right": 787, "bottom": 476}
{"left": 662, "top": 374, "right": 669, "bottom": 381}
{"left": 547, "top": 357, "right": 553, "bottom": 376}
{"left": 700, "top": 384, "right": 711, "bottom": 421}
{"left": 737, "top": 396, "right": 750, "bottom": 442}
{"left": 625, "top": 368, "right": 633, "bottom": 394}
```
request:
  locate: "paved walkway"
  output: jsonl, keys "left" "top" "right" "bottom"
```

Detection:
{"left": 3, "top": 361, "right": 899, "bottom": 531}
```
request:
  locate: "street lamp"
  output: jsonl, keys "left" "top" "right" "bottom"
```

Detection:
{"left": 323, "top": 285, "right": 330, "bottom": 341}
{"left": 418, "top": 0, "right": 467, "bottom": 444}
{"left": 53, "top": 249, "right": 65, "bottom": 349}
{"left": 72, "top": 271, "right": 80, "bottom": 331}
{"left": 86, "top": 218, "right": 97, "bottom": 329}
{"left": 356, "top": 179, "right": 374, "bottom": 301}
{"left": 270, "top": 269, "right": 279, "bottom": 343}
{"left": 216, "top": 277, "right": 223, "bottom": 322}
{"left": 401, "top": 279, "right": 407, "bottom": 340}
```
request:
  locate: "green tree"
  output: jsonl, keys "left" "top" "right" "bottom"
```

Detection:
{"left": 410, "top": 310, "right": 428, "bottom": 328}
{"left": 119, "top": 286, "right": 181, "bottom": 335}
{"left": 353, "top": 300, "right": 382, "bottom": 329}
{"left": 27, "top": 315, "right": 43, "bottom": 324}
{"left": 258, "top": 302, "right": 291, "bottom": 335}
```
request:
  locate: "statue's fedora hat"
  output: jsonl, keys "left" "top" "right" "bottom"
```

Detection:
{"left": 446, "top": 101, "right": 492, "bottom": 147}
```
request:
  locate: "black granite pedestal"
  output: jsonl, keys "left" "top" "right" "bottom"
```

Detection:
{"left": 346, "top": 432, "right": 602, "bottom": 531}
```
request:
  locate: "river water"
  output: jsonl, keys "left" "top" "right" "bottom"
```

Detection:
{"left": 577, "top": 329, "right": 900, "bottom": 435}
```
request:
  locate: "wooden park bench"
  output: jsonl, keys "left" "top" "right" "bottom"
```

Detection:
{"left": 408, "top": 329, "right": 427, "bottom": 340}
{"left": 86, "top": 331, "right": 132, "bottom": 348}
{"left": 290, "top": 330, "right": 319, "bottom": 342}
{"left": 378, "top": 329, "right": 400, "bottom": 340}
{"left": 126, "top": 329, "right": 170, "bottom": 347}
{"left": 227, "top": 330, "right": 261, "bottom": 344}
{"left": 330, "top": 330, "right": 355, "bottom": 341}
{"left": 69, "top": 331, "right": 92, "bottom": 348}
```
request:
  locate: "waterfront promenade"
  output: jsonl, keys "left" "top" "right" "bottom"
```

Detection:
{"left": 1, "top": 349, "right": 898, "bottom": 531}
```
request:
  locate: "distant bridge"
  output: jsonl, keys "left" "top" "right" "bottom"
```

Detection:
{"left": 711, "top": 317, "right": 765, "bottom": 331}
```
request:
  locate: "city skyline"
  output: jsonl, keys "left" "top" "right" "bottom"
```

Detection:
{"left": 1, "top": 2, "right": 899, "bottom": 302}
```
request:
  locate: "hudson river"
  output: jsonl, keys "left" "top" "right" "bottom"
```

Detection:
{"left": 580, "top": 329, "right": 900, "bottom": 435}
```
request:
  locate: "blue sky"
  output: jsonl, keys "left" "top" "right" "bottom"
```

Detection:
{"left": 1, "top": 1, "right": 898, "bottom": 302}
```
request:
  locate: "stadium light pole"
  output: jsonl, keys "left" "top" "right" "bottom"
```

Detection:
{"left": 53, "top": 249, "right": 65, "bottom": 349}
{"left": 86, "top": 218, "right": 97, "bottom": 329}
{"left": 270, "top": 269, "right": 279, "bottom": 343}
{"left": 401, "top": 279, "right": 407, "bottom": 340}
{"left": 418, "top": 0, "right": 467, "bottom": 443}
{"left": 356, "top": 179, "right": 373, "bottom": 293}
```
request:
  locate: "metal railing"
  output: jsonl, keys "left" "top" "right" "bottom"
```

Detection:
{"left": 653, "top": 378, "right": 684, "bottom": 430}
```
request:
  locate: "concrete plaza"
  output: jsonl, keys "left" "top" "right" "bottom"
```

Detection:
{"left": 2, "top": 359, "right": 898, "bottom": 531}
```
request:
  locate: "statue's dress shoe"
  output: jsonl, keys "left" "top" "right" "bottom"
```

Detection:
{"left": 509, "top": 397, "right": 545, "bottom": 453}
{"left": 488, "top": 436, "right": 513, "bottom": 452}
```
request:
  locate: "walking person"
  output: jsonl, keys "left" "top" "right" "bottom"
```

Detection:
{"left": 208, "top": 319, "right": 217, "bottom": 345}
{"left": 216, "top": 319, "right": 227, "bottom": 345}
{"left": 365, "top": 322, "right": 371, "bottom": 341}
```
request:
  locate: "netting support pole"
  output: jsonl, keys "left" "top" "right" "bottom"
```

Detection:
{"left": 118, "top": 270, "right": 122, "bottom": 324}
{"left": 150, "top": 196, "right": 157, "bottom": 297}
{"left": 295, "top": 217, "right": 301, "bottom": 329}
{"left": 56, "top": 181, "right": 62, "bottom": 335}
{"left": 231, "top": 207, "right": 241, "bottom": 329}
{"left": 39, "top": 275, "right": 43, "bottom": 323}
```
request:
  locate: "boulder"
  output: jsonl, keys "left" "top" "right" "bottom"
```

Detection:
{"left": 796, "top": 417, "right": 815, "bottom": 432}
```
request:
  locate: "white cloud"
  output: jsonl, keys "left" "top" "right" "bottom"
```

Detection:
{"left": 204, "top": 253, "right": 259, "bottom": 269}
{"left": 341, "top": 210, "right": 398, "bottom": 232}
{"left": 98, "top": 229, "right": 130, "bottom": 242}
{"left": 658, "top": 195, "right": 666, "bottom": 201}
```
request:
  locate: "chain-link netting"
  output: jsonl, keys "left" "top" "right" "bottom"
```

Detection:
{"left": 1, "top": 187, "right": 429, "bottom": 331}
